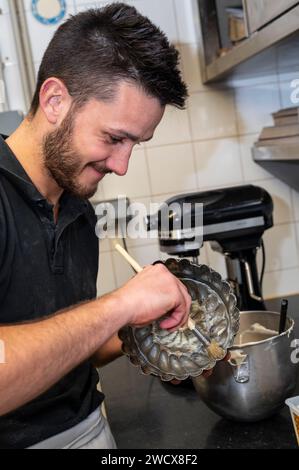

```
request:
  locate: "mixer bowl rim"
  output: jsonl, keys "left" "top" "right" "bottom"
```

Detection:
{"left": 231, "top": 310, "right": 294, "bottom": 349}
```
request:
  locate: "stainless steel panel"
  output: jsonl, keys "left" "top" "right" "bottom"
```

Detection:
{"left": 245, "top": 0, "right": 299, "bottom": 34}
{"left": 253, "top": 145, "right": 299, "bottom": 191}
{"left": 253, "top": 144, "right": 299, "bottom": 160}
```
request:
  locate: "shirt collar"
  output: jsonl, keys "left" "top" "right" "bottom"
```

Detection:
{"left": 0, "top": 134, "right": 89, "bottom": 215}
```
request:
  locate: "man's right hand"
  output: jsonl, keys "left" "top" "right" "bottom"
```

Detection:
{"left": 115, "top": 263, "right": 191, "bottom": 331}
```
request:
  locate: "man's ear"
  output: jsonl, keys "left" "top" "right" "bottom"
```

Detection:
{"left": 39, "top": 77, "right": 72, "bottom": 125}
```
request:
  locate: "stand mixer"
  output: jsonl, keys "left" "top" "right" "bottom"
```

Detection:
{"left": 149, "top": 185, "right": 273, "bottom": 311}
{"left": 147, "top": 186, "right": 299, "bottom": 422}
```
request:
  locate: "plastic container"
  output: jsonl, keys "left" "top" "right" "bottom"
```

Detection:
{"left": 285, "top": 396, "right": 299, "bottom": 446}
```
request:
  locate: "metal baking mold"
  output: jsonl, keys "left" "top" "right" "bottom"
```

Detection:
{"left": 119, "top": 258, "right": 240, "bottom": 381}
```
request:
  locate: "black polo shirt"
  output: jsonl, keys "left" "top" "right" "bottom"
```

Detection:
{"left": 0, "top": 135, "right": 104, "bottom": 449}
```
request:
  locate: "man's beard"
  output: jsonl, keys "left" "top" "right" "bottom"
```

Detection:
{"left": 43, "top": 110, "right": 108, "bottom": 199}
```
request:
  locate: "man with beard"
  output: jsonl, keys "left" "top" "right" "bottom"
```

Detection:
{"left": 0, "top": 3, "right": 192, "bottom": 449}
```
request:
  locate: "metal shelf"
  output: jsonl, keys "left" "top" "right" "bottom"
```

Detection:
{"left": 253, "top": 144, "right": 299, "bottom": 192}
{"left": 200, "top": 3, "right": 299, "bottom": 83}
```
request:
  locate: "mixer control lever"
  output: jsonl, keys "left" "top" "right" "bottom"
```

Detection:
{"left": 244, "top": 261, "right": 263, "bottom": 302}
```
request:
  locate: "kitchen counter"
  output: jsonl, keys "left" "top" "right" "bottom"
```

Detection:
{"left": 100, "top": 296, "right": 299, "bottom": 449}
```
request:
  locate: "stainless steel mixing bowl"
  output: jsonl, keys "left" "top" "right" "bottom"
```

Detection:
{"left": 193, "top": 310, "right": 298, "bottom": 421}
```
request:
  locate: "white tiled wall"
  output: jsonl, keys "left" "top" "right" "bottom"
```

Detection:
{"left": 1, "top": 0, "right": 299, "bottom": 299}
{"left": 147, "top": 143, "right": 197, "bottom": 194}
{"left": 234, "top": 83, "right": 281, "bottom": 135}
{"left": 189, "top": 90, "right": 238, "bottom": 140}
{"left": 146, "top": 105, "right": 191, "bottom": 147}
{"left": 194, "top": 137, "right": 243, "bottom": 189}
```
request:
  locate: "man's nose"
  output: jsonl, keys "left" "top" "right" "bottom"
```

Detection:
{"left": 107, "top": 148, "right": 132, "bottom": 176}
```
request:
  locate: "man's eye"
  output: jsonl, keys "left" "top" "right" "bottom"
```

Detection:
{"left": 109, "top": 136, "right": 123, "bottom": 144}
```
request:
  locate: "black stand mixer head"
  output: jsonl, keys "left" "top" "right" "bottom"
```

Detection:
{"left": 150, "top": 185, "right": 273, "bottom": 311}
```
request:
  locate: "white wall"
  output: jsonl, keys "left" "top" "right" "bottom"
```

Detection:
{"left": 1, "top": 0, "right": 299, "bottom": 299}
{"left": 0, "top": 0, "right": 26, "bottom": 110}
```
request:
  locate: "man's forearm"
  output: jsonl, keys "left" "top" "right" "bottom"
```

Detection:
{"left": 0, "top": 263, "right": 191, "bottom": 417}
{"left": 91, "top": 334, "right": 123, "bottom": 368}
{"left": 0, "top": 292, "right": 126, "bottom": 416}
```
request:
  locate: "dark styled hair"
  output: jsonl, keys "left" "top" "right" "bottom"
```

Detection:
{"left": 29, "top": 2, "right": 188, "bottom": 115}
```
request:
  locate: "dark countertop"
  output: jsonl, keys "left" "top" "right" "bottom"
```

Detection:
{"left": 100, "top": 296, "right": 299, "bottom": 449}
